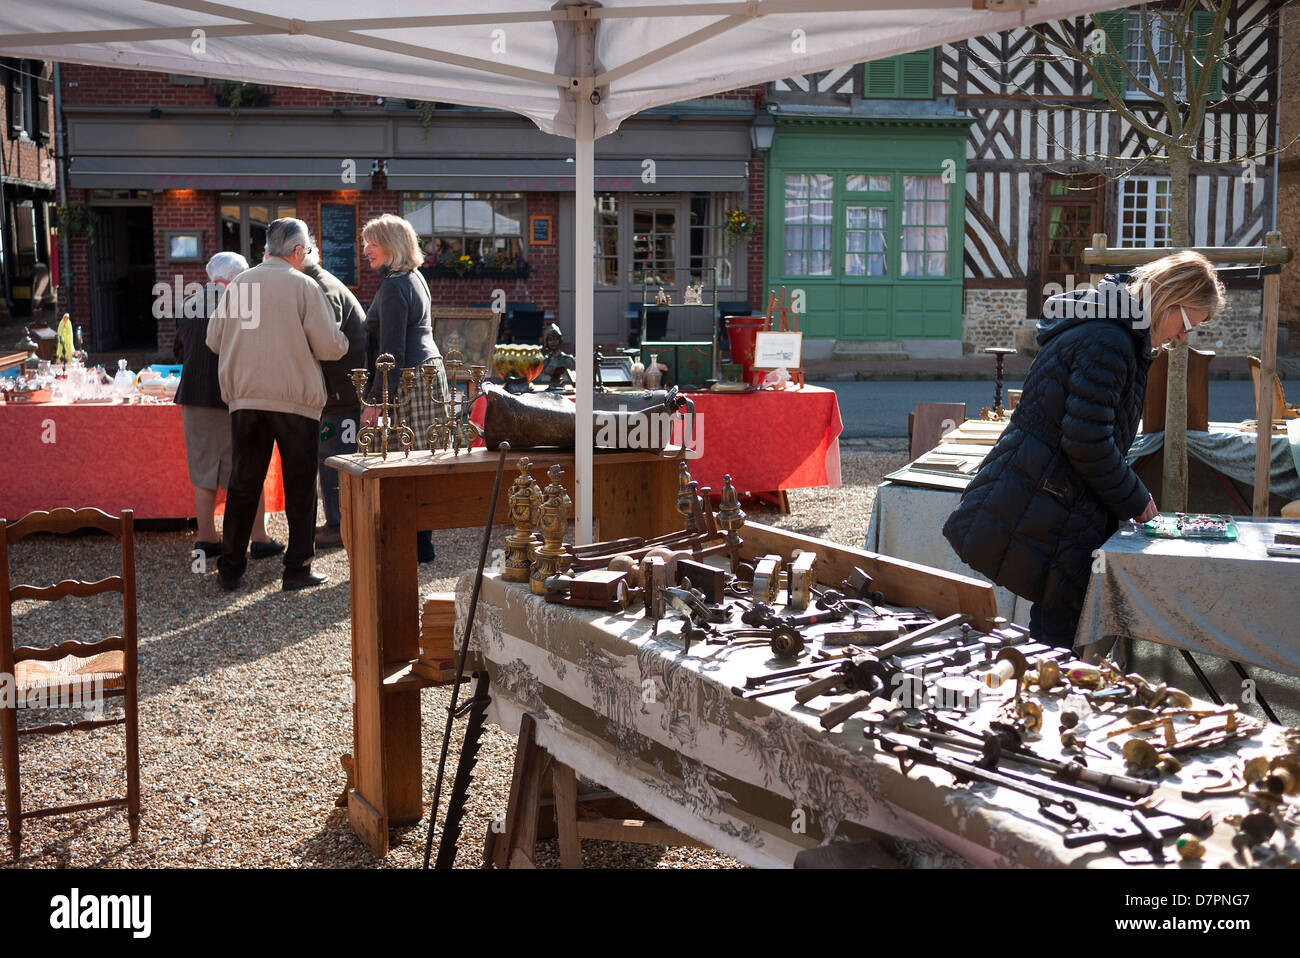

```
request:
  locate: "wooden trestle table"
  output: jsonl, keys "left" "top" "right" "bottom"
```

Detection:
{"left": 330, "top": 446, "right": 681, "bottom": 856}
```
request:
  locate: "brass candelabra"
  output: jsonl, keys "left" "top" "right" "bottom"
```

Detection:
{"left": 423, "top": 349, "right": 487, "bottom": 455}
{"left": 350, "top": 354, "right": 416, "bottom": 458}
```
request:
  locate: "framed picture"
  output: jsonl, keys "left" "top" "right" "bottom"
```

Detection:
{"left": 597, "top": 354, "right": 633, "bottom": 387}
{"left": 529, "top": 215, "right": 553, "bottom": 245}
{"left": 431, "top": 307, "right": 501, "bottom": 382}
{"left": 164, "top": 231, "right": 203, "bottom": 263}
{"left": 752, "top": 331, "right": 802, "bottom": 370}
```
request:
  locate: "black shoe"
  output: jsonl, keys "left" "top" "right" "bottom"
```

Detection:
{"left": 315, "top": 525, "right": 343, "bottom": 548}
{"left": 282, "top": 571, "right": 329, "bottom": 591}
{"left": 194, "top": 540, "right": 222, "bottom": 559}
{"left": 250, "top": 539, "right": 286, "bottom": 560}
{"left": 219, "top": 575, "right": 241, "bottom": 592}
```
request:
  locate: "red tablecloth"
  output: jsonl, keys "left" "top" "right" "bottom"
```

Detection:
{"left": 0, "top": 400, "right": 285, "bottom": 520}
{"left": 682, "top": 385, "right": 842, "bottom": 494}
{"left": 466, "top": 385, "right": 842, "bottom": 496}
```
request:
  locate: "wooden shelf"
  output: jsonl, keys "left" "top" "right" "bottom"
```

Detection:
{"left": 381, "top": 661, "right": 443, "bottom": 694}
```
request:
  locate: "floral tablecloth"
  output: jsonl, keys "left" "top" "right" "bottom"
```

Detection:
{"left": 459, "top": 573, "right": 1282, "bottom": 868}
{"left": 0, "top": 399, "right": 285, "bottom": 520}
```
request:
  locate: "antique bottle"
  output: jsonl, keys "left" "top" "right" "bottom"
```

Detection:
{"left": 643, "top": 353, "right": 662, "bottom": 390}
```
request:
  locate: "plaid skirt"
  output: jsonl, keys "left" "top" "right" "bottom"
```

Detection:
{"left": 397, "top": 355, "right": 449, "bottom": 451}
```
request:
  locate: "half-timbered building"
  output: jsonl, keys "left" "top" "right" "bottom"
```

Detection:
{"left": 764, "top": 0, "right": 1286, "bottom": 358}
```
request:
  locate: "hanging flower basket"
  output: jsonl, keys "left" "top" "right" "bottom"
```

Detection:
{"left": 724, "top": 207, "right": 755, "bottom": 245}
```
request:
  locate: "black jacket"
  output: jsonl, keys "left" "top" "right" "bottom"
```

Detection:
{"left": 364, "top": 267, "right": 438, "bottom": 402}
{"left": 172, "top": 284, "right": 225, "bottom": 408}
{"left": 302, "top": 262, "right": 368, "bottom": 413}
{"left": 942, "top": 277, "right": 1154, "bottom": 613}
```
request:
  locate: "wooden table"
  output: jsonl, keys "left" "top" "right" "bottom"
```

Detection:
{"left": 330, "top": 446, "right": 681, "bottom": 856}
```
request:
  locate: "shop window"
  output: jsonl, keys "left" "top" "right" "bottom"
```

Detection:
{"left": 782, "top": 173, "right": 833, "bottom": 276}
{"left": 688, "top": 192, "right": 737, "bottom": 288}
{"left": 220, "top": 198, "right": 297, "bottom": 264}
{"left": 630, "top": 206, "right": 677, "bottom": 287}
{"left": 402, "top": 192, "right": 525, "bottom": 261}
{"left": 900, "top": 175, "right": 949, "bottom": 278}
{"left": 594, "top": 193, "right": 619, "bottom": 287}
{"left": 1118, "top": 177, "right": 1170, "bottom": 248}
{"left": 845, "top": 205, "right": 889, "bottom": 277}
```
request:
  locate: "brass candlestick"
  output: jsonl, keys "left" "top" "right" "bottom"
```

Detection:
{"left": 675, "top": 460, "right": 699, "bottom": 533}
{"left": 716, "top": 473, "right": 747, "bottom": 571}
{"left": 504, "top": 458, "right": 543, "bottom": 583}
{"left": 530, "top": 465, "right": 573, "bottom": 595}
{"left": 350, "top": 354, "right": 416, "bottom": 458}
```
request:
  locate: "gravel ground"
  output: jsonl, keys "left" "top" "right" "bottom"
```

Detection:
{"left": 1, "top": 438, "right": 908, "bottom": 869}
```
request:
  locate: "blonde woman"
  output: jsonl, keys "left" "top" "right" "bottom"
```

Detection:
{"left": 360, "top": 213, "right": 449, "bottom": 563}
{"left": 944, "top": 251, "right": 1226, "bottom": 649}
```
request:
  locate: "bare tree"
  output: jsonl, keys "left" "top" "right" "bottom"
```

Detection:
{"left": 1018, "top": 1, "right": 1241, "bottom": 511}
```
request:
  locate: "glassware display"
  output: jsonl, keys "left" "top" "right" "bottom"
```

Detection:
{"left": 113, "top": 359, "right": 136, "bottom": 399}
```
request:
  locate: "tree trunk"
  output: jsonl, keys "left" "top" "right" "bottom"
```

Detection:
{"left": 1161, "top": 144, "right": 1192, "bottom": 512}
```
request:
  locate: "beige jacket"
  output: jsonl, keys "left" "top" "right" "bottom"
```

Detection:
{"left": 205, "top": 257, "right": 348, "bottom": 420}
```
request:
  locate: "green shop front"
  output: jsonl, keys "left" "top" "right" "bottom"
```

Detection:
{"left": 763, "top": 115, "right": 972, "bottom": 357}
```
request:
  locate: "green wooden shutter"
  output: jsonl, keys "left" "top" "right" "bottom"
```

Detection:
{"left": 900, "top": 50, "right": 934, "bottom": 99}
{"left": 1090, "top": 10, "right": 1129, "bottom": 100}
{"left": 862, "top": 50, "right": 933, "bottom": 99}
{"left": 863, "top": 57, "right": 901, "bottom": 98}
{"left": 1189, "top": 10, "right": 1224, "bottom": 100}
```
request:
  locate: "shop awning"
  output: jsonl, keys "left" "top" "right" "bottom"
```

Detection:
{"left": 67, "top": 156, "right": 374, "bottom": 191}
{"left": 386, "top": 158, "right": 746, "bottom": 192}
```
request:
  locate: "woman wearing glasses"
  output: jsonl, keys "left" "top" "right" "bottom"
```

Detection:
{"left": 944, "top": 250, "right": 1226, "bottom": 648}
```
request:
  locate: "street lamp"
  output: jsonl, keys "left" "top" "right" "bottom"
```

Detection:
{"left": 750, "top": 113, "right": 776, "bottom": 152}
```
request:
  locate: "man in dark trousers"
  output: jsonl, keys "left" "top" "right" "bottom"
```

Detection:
{"left": 299, "top": 247, "right": 367, "bottom": 548}
{"left": 206, "top": 217, "right": 349, "bottom": 591}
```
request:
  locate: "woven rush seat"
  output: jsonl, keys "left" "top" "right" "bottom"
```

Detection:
{"left": 13, "top": 650, "right": 126, "bottom": 694}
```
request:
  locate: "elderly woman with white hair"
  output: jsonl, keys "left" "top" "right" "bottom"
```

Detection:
{"left": 172, "top": 250, "right": 281, "bottom": 564}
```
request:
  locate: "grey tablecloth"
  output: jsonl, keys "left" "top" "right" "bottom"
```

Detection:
{"left": 865, "top": 482, "right": 1030, "bottom": 624}
{"left": 1078, "top": 518, "right": 1300, "bottom": 675}
{"left": 1127, "top": 422, "right": 1300, "bottom": 499}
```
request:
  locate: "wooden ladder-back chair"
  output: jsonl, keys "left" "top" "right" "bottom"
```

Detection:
{"left": 1248, "top": 355, "right": 1300, "bottom": 420}
{"left": 0, "top": 507, "right": 140, "bottom": 857}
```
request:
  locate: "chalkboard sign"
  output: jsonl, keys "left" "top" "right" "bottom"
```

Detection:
{"left": 529, "top": 214, "right": 552, "bottom": 245}
{"left": 318, "top": 202, "right": 359, "bottom": 288}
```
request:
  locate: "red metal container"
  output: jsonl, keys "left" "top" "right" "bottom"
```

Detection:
{"left": 725, "top": 315, "right": 770, "bottom": 385}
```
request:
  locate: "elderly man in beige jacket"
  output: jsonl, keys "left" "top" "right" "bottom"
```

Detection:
{"left": 206, "top": 218, "right": 349, "bottom": 591}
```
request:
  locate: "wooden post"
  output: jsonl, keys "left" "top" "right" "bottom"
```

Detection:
{"left": 1254, "top": 231, "right": 1283, "bottom": 517}
{"left": 1164, "top": 339, "right": 1189, "bottom": 512}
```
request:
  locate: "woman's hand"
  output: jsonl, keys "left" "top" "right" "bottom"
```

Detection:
{"left": 360, "top": 406, "right": 380, "bottom": 427}
{"left": 1135, "top": 495, "right": 1159, "bottom": 523}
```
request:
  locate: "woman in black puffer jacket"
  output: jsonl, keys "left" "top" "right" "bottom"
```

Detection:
{"left": 943, "top": 251, "right": 1225, "bottom": 648}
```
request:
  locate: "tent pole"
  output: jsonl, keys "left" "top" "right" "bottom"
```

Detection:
{"left": 574, "top": 29, "right": 596, "bottom": 545}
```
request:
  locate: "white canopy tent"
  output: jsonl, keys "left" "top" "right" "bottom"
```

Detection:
{"left": 0, "top": 0, "right": 1123, "bottom": 540}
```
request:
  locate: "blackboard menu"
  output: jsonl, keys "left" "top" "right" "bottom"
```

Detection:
{"left": 319, "top": 203, "right": 359, "bottom": 288}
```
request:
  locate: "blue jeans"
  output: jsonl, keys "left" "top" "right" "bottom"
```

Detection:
{"left": 318, "top": 408, "right": 358, "bottom": 528}
{"left": 1029, "top": 602, "right": 1080, "bottom": 650}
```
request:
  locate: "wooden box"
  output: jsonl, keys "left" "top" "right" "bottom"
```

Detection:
{"left": 1143, "top": 346, "right": 1213, "bottom": 434}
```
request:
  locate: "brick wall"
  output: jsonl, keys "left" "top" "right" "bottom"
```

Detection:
{"left": 61, "top": 64, "right": 379, "bottom": 109}
{"left": 745, "top": 150, "right": 765, "bottom": 312}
